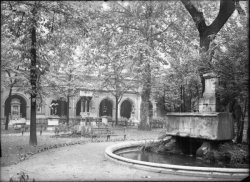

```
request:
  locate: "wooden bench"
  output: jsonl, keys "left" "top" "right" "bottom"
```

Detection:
{"left": 13, "top": 123, "right": 26, "bottom": 135}
{"left": 91, "top": 127, "right": 126, "bottom": 141}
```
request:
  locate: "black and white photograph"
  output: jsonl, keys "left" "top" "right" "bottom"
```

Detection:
{"left": 1, "top": 0, "right": 249, "bottom": 181}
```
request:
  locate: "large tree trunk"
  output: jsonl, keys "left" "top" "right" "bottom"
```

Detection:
{"left": 181, "top": 0, "right": 236, "bottom": 95}
{"left": 236, "top": 119, "right": 244, "bottom": 143}
{"left": 29, "top": 7, "right": 37, "bottom": 146}
{"left": 247, "top": 117, "right": 249, "bottom": 144}
{"left": 199, "top": 35, "right": 213, "bottom": 94}
{"left": 230, "top": 99, "right": 244, "bottom": 144}
{"left": 245, "top": 99, "right": 249, "bottom": 144}
{"left": 139, "top": 4, "right": 154, "bottom": 130}
{"left": 5, "top": 88, "right": 12, "bottom": 130}
{"left": 0, "top": 58, "right": 1, "bottom": 157}
{"left": 66, "top": 95, "right": 70, "bottom": 125}
{"left": 115, "top": 96, "right": 118, "bottom": 126}
{"left": 236, "top": 99, "right": 247, "bottom": 143}
{"left": 180, "top": 85, "right": 184, "bottom": 112}
{"left": 139, "top": 63, "right": 151, "bottom": 130}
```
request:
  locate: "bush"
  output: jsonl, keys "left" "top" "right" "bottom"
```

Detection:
{"left": 118, "top": 117, "right": 128, "bottom": 126}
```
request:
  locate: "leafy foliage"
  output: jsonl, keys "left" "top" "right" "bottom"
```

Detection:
{"left": 2, "top": 1, "right": 248, "bottom": 137}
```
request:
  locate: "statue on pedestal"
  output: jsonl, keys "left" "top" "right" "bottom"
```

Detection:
{"left": 50, "top": 103, "right": 58, "bottom": 115}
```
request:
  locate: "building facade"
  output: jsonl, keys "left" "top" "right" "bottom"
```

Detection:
{"left": 1, "top": 86, "right": 158, "bottom": 125}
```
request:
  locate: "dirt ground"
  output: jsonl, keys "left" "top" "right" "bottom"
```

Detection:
{"left": 0, "top": 128, "right": 165, "bottom": 167}
{"left": 1, "top": 142, "right": 233, "bottom": 181}
{"left": 1, "top": 128, "right": 248, "bottom": 181}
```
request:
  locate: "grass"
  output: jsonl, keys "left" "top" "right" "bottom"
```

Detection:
{"left": 1, "top": 127, "right": 165, "bottom": 167}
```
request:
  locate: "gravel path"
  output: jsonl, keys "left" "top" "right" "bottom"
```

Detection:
{"left": 1, "top": 141, "right": 234, "bottom": 181}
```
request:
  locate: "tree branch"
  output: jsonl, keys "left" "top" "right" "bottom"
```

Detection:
{"left": 180, "top": 0, "right": 207, "bottom": 33}
{"left": 114, "top": 2, "right": 134, "bottom": 17}
{"left": 149, "top": 22, "right": 173, "bottom": 39}
{"left": 206, "top": 0, "right": 236, "bottom": 35}
{"left": 181, "top": 0, "right": 236, "bottom": 36}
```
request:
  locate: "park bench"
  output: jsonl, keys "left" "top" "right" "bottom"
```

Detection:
{"left": 91, "top": 127, "right": 126, "bottom": 141}
{"left": 13, "top": 123, "right": 26, "bottom": 135}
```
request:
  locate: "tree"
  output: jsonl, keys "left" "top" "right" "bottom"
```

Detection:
{"left": 87, "top": 11, "right": 139, "bottom": 125}
{"left": 180, "top": 0, "right": 245, "bottom": 94}
{"left": 181, "top": 0, "right": 248, "bottom": 143}
{"left": 99, "top": 62, "right": 138, "bottom": 125}
{"left": 1, "top": 36, "right": 23, "bottom": 130}
{"left": 103, "top": 1, "right": 175, "bottom": 130}
{"left": 152, "top": 46, "right": 201, "bottom": 113}
{"left": 1, "top": 1, "right": 75, "bottom": 145}
{"left": 45, "top": 40, "right": 93, "bottom": 124}
{"left": 211, "top": 33, "right": 248, "bottom": 143}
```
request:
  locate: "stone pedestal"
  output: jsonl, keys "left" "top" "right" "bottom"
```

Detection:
{"left": 102, "top": 116, "right": 108, "bottom": 125}
{"left": 199, "top": 73, "right": 218, "bottom": 113}
{"left": 47, "top": 115, "right": 60, "bottom": 131}
{"left": 129, "top": 114, "right": 140, "bottom": 126}
{"left": 25, "top": 120, "right": 30, "bottom": 126}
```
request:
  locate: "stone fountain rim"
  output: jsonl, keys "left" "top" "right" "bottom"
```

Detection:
{"left": 105, "top": 140, "right": 249, "bottom": 178}
{"left": 165, "top": 112, "right": 226, "bottom": 116}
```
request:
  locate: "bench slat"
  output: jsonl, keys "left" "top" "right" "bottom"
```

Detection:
{"left": 90, "top": 127, "right": 126, "bottom": 141}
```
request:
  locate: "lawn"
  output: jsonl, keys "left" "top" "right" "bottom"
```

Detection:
{"left": 1, "top": 127, "right": 165, "bottom": 167}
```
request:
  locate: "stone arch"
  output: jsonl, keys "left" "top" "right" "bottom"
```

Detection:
{"left": 75, "top": 97, "right": 94, "bottom": 116}
{"left": 4, "top": 94, "right": 27, "bottom": 118}
{"left": 76, "top": 98, "right": 81, "bottom": 116}
{"left": 120, "top": 98, "right": 134, "bottom": 119}
{"left": 99, "top": 97, "right": 113, "bottom": 117}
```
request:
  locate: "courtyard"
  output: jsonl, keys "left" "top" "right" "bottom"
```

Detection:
{"left": 1, "top": 129, "right": 244, "bottom": 181}
{"left": 1, "top": 1, "right": 249, "bottom": 181}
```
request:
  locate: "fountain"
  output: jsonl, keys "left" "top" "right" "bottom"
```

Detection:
{"left": 163, "top": 73, "right": 234, "bottom": 157}
{"left": 165, "top": 73, "right": 233, "bottom": 139}
{"left": 105, "top": 73, "right": 249, "bottom": 179}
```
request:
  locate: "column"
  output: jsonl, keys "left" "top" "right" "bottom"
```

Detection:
{"left": 85, "top": 99, "right": 88, "bottom": 112}
{"left": 86, "top": 97, "right": 92, "bottom": 113}
{"left": 61, "top": 100, "right": 64, "bottom": 116}
{"left": 81, "top": 98, "right": 84, "bottom": 112}
{"left": 118, "top": 102, "right": 120, "bottom": 120}
{"left": 138, "top": 95, "right": 141, "bottom": 122}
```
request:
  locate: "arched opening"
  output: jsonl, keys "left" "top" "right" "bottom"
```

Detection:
{"left": 4, "top": 94, "right": 27, "bottom": 119}
{"left": 50, "top": 99, "right": 68, "bottom": 117}
{"left": 120, "top": 99, "right": 133, "bottom": 119}
{"left": 99, "top": 98, "right": 112, "bottom": 117}
{"left": 76, "top": 99, "right": 81, "bottom": 116}
{"left": 76, "top": 97, "right": 93, "bottom": 116}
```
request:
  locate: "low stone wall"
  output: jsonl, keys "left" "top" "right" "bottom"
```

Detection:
{"left": 105, "top": 140, "right": 249, "bottom": 179}
{"left": 165, "top": 112, "right": 234, "bottom": 141}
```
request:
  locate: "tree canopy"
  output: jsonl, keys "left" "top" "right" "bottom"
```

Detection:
{"left": 1, "top": 1, "right": 248, "bottom": 140}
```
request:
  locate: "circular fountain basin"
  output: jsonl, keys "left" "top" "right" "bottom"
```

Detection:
{"left": 105, "top": 140, "right": 249, "bottom": 179}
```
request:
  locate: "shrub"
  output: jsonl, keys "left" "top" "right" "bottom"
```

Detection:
{"left": 118, "top": 117, "right": 128, "bottom": 126}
